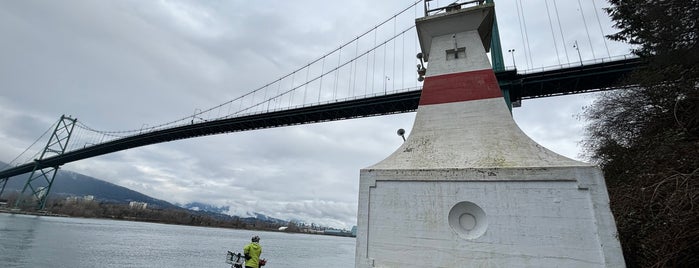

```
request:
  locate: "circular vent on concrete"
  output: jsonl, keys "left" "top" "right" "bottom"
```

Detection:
{"left": 448, "top": 201, "right": 487, "bottom": 239}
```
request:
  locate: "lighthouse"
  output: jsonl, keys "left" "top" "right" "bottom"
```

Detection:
{"left": 355, "top": 2, "right": 625, "bottom": 267}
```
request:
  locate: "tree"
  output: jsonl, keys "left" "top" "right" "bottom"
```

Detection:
{"left": 582, "top": 0, "right": 698, "bottom": 266}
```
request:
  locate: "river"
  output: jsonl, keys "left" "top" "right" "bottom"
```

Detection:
{"left": 0, "top": 213, "right": 355, "bottom": 268}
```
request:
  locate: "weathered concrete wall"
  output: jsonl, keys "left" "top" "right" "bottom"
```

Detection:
{"left": 356, "top": 168, "right": 624, "bottom": 267}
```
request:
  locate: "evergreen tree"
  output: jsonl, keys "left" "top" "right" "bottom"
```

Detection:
{"left": 582, "top": 0, "right": 698, "bottom": 266}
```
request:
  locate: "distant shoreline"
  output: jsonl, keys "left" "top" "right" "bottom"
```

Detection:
{"left": 0, "top": 208, "right": 68, "bottom": 217}
{"left": 0, "top": 208, "right": 355, "bottom": 238}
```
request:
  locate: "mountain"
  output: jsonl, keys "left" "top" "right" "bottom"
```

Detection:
{"left": 180, "top": 201, "right": 230, "bottom": 214}
{"left": 179, "top": 202, "right": 288, "bottom": 225}
{"left": 2, "top": 162, "right": 288, "bottom": 224}
{"left": 253, "top": 212, "right": 288, "bottom": 225}
{"left": 1, "top": 161, "right": 175, "bottom": 208}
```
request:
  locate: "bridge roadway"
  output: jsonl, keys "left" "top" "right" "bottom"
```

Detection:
{"left": 0, "top": 57, "right": 643, "bottom": 179}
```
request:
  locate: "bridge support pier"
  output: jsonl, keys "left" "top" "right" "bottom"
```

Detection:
{"left": 355, "top": 3, "right": 624, "bottom": 267}
{"left": 14, "top": 115, "right": 76, "bottom": 210}
{"left": 0, "top": 177, "right": 8, "bottom": 201}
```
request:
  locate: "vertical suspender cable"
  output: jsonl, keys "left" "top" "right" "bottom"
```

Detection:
{"left": 348, "top": 45, "right": 353, "bottom": 97}
{"left": 520, "top": 0, "right": 534, "bottom": 68}
{"left": 576, "top": 0, "right": 597, "bottom": 59}
{"left": 66, "top": 127, "right": 77, "bottom": 152}
{"left": 591, "top": 0, "right": 611, "bottom": 57}
{"left": 262, "top": 84, "right": 269, "bottom": 107}
{"left": 251, "top": 90, "right": 256, "bottom": 112}
{"left": 371, "top": 30, "right": 377, "bottom": 93}
{"left": 227, "top": 98, "right": 232, "bottom": 116}
{"left": 544, "top": 0, "right": 561, "bottom": 64}
{"left": 289, "top": 72, "right": 296, "bottom": 106}
{"left": 402, "top": 31, "right": 405, "bottom": 90}
{"left": 383, "top": 42, "right": 387, "bottom": 93}
{"left": 83, "top": 128, "right": 92, "bottom": 151}
{"left": 353, "top": 38, "right": 360, "bottom": 96}
{"left": 334, "top": 48, "right": 341, "bottom": 99}
{"left": 392, "top": 16, "right": 397, "bottom": 91}
{"left": 514, "top": 1, "right": 525, "bottom": 68}
{"left": 414, "top": 3, "right": 419, "bottom": 88}
{"left": 276, "top": 79, "right": 282, "bottom": 110}
{"left": 304, "top": 65, "right": 310, "bottom": 103}
{"left": 364, "top": 42, "right": 370, "bottom": 96}
{"left": 380, "top": 25, "right": 388, "bottom": 93}
{"left": 350, "top": 41, "right": 356, "bottom": 97}
{"left": 237, "top": 95, "right": 243, "bottom": 113}
{"left": 552, "top": 0, "right": 570, "bottom": 63}
{"left": 318, "top": 57, "right": 325, "bottom": 102}
{"left": 262, "top": 82, "right": 268, "bottom": 102}
{"left": 515, "top": 0, "right": 532, "bottom": 69}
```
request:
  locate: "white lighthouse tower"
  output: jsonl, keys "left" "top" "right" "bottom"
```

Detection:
{"left": 355, "top": 2, "right": 625, "bottom": 267}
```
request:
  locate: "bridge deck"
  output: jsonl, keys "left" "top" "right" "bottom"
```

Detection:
{"left": 0, "top": 57, "right": 644, "bottom": 179}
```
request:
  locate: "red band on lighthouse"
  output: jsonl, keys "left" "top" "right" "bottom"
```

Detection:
{"left": 419, "top": 69, "right": 502, "bottom": 106}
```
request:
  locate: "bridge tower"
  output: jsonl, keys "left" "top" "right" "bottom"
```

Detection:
{"left": 355, "top": 2, "right": 624, "bottom": 267}
{"left": 14, "top": 115, "right": 77, "bottom": 210}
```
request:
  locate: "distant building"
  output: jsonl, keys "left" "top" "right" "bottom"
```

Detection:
{"left": 129, "top": 201, "right": 148, "bottom": 210}
{"left": 323, "top": 229, "right": 354, "bottom": 237}
{"left": 65, "top": 195, "right": 96, "bottom": 203}
{"left": 35, "top": 187, "right": 48, "bottom": 201}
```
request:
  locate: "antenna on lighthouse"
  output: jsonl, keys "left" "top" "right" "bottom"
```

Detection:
{"left": 416, "top": 53, "right": 426, "bottom": 81}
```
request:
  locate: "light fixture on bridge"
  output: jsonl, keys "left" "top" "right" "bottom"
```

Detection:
{"left": 573, "top": 40, "right": 583, "bottom": 66}
{"left": 416, "top": 53, "right": 427, "bottom": 82}
{"left": 507, "top": 49, "right": 516, "bottom": 69}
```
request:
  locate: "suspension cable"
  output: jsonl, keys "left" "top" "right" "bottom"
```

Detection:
{"left": 553, "top": 0, "right": 570, "bottom": 63}
{"left": 544, "top": 0, "right": 561, "bottom": 65}
{"left": 392, "top": 16, "right": 397, "bottom": 91}
{"left": 232, "top": 26, "right": 416, "bottom": 115}
{"left": 352, "top": 38, "right": 360, "bottom": 96}
{"left": 319, "top": 57, "right": 325, "bottom": 102}
{"left": 2, "top": 121, "right": 56, "bottom": 169}
{"left": 576, "top": 0, "right": 596, "bottom": 59}
{"left": 371, "top": 30, "right": 377, "bottom": 93}
{"left": 364, "top": 45, "right": 370, "bottom": 96}
{"left": 75, "top": 0, "right": 424, "bottom": 136}
{"left": 334, "top": 48, "right": 341, "bottom": 99}
{"left": 591, "top": 0, "right": 611, "bottom": 57}
{"left": 515, "top": 0, "right": 532, "bottom": 68}
{"left": 304, "top": 62, "right": 310, "bottom": 103}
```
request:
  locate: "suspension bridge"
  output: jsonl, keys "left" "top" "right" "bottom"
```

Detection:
{"left": 1, "top": 0, "right": 642, "bottom": 209}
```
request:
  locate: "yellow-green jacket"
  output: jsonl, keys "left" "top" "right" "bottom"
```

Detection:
{"left": 244, "top": 242, "right": 262, "bottom": 268}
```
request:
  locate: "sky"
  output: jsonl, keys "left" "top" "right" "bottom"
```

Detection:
{"left": 0, "top": 0, "right": 632, "bottom": 229}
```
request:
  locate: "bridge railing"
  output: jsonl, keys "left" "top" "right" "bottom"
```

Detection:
{"left": 515, "top": 54, "right": 639, "bottom": 75}
{"left": 424, "top": 0, "right": 486, "bottom": 16}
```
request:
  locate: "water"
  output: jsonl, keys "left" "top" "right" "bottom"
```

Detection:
{"left": 0, "top": 213, "right": 355, "bottom": 268}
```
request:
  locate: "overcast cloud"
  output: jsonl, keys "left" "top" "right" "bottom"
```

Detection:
{"left": 0, "top": 0, "right": 630, "bottom": 229}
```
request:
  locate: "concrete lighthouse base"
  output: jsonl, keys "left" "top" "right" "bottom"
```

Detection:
{"left": 354, "top": 99, "right": 625, "bottom": 268}
{"left": 356, "top": 167, "right": 623, "bottom": 267}
{"left": 354, "top": 3, "right": 624, "bottom": 267}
